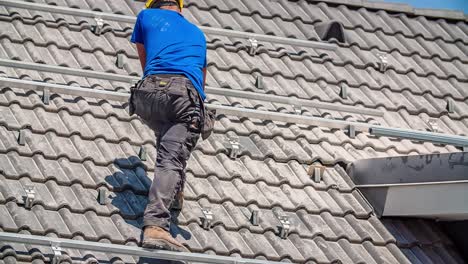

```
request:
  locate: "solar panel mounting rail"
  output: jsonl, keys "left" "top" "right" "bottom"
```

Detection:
{"left": 0, "top": 231, "right": 283, "bottom": 264}
{"left": 1, "top": 77, "right": 467, "bottom": 148}
{"left": 0, "top": 0, "right": 337, "bottom": 51}
{"left": 0, "top": 58, "right": 384, "bottom": 117}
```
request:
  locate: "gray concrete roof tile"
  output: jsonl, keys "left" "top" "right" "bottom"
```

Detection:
{"left": 3, "top": 20, "right": 468, "bottom": 100}
{"left": 0, "top": 0, "right": 466, "bottom": 263}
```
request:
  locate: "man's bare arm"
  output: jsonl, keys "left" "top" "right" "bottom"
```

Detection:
{"left": 136, "top": 43, "right": 146, "bottom": 71}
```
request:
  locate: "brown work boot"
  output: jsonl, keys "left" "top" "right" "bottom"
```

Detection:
{"left": 142, "top": 226, "right": 189, "bottom": 252}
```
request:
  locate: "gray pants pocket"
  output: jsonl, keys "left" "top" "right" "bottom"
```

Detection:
{"left": 132, "top": 76, "right": 197, "bottom": 129}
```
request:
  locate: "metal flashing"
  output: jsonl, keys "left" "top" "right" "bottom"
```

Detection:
{"left": 348, "top": 152, "right": 468, "bottom": 220}
{"left": 0, "top": 232, "right": 283, "bottom": 264}
{"left": 0, "top": 0, "right": 337, "bottom": 51}
{"left": 0, "top": 59, "right": 384, "bottom": 116}
{"left": 349, "top": 152, "right": 468, "bottom": 186}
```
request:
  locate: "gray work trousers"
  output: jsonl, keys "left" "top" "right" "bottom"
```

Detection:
{"left": 131, "top": 74, "right": 202, "bottom": 231}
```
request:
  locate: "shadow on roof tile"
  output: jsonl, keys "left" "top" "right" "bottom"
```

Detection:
{"left": 106, "top": 157, "right": 193, "bottom": 248}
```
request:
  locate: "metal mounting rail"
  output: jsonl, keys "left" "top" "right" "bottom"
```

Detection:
{"left": 0, "top": 59, "right": 383, "bottom": 116}
{"left": 0, "top": 232, "right": 281, "bottom": 264}
{"left": 370, "top": 127, "right": 468, "bottom": 147}
{"left": 1, "top": 77, "right": 467, "bottom": 147}
{"left": 205, "top": 87, "right": 383, "bottom": 117}
{"left": 0, "top": 77, "right": 130, "bottom": 102}
{"left": 0, "top": 77, "right": 373, "bottom": 131}
{"left": 210, "top": 104, "right": 373, "bottom": 131}
{"left": 0, "top": 59, "right": 136, "bottom": 83}
{"left": 0, "top": 0, "right": 337, "bottom": 51}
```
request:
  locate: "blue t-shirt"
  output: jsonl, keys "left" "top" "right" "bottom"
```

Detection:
{"left": 131, "top": 9, "right": 207, "bottom": 100}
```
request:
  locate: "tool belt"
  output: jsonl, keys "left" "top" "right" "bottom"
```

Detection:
{"left": 129, "top": 74, "right": 216, "bottom": 140}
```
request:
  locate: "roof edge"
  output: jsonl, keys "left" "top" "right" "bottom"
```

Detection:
{"left": 347, "top": 152, "right": 468, "bottom": 186}
{"left": 304, "top": 0, "right": 467, "bottom": 21}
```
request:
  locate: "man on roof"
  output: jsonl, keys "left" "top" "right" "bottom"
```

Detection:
{"left": 129, "top": 0, "right": 208, "bottom": 252}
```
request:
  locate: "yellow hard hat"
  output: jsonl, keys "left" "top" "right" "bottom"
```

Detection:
{"left": 146, "top": 0, "right": 183, "bottom": 10}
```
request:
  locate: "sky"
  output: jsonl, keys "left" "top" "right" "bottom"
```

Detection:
{"left": 382, "top": 0, "right": 468, "bottom": 13}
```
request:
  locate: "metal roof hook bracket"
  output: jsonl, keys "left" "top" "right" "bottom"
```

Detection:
{"left": 42, "top": 88, "right": 50, "bottom": 105}
{"left": 139, "top": 146, "right": 147, "bottom": 161}
{"left": 17, "top": 129, "right": 26, "bottom": 146}
{"left": 255, "top": 75, "right": 263, "bottom": 89}
{"left": 94, "top": 17, "right": 104, "bottom": 35}
{"left": 428, "top": 118, "right": 440, "bottom": 133}
{"left": 308, "top": 164, "right": 325, "bottom": 183}
{"left": 229, "top": 137, "right": 241, "bottom": 159}
{"left": 248, "top": 38, "right": 258, "bottom": 56}
{"left": 201, "top": 208, "right": 213, "bottom": 230}
{"left": 97, "top": 188, "right": 107, "bottom": 205}
{"left": 347, "top": 125, "right": 356, "bottom": 138}
{"left": 446, "top": 99, "right": 455, "bottom": 113}
{"left": 340, "top": 82, "right": 348, "bottom": 99}
{"left": 278, "top": 216, "right": 290, "bottom": 239}
{"left": 250, "top": 210, "right": 259, "bottom": 226}
{"left": 378, "top": 53, "right": 388, "bottom": 73}
{"left": 51, "top": 243, "right": 63, "bottom": 264}
{"left": 116, "top": 53, "right": 125, "bottom": 69}
{"left": 292, "top": 104, "right": 302, "bottom": 115}
{"left": 24, "top": 185, "right": 35, "bottom": 209}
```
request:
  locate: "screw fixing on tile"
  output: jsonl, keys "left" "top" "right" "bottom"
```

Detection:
{"left": 129, "top": 0, "right": 215, "bottom": 253}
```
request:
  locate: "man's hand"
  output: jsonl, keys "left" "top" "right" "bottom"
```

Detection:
{"left": 136, "top": 43, "right": 146, "bottom": 71}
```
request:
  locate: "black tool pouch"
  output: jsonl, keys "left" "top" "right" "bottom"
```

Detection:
{"left": 188, "top": 86, "right": 216, "bottom": 140}
{"left": 129, "top": 79, "right": 143, "bottom": 116}
{"left": 199, "top": 99, "right": 216, "bottom": 140}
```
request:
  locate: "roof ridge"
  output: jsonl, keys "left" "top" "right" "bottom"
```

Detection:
{"left": 305, "top": 0, "right": 468, "bottom": 21}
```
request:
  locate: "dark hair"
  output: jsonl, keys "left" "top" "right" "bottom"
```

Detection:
{"left": 149, "top": 0, "right": 179, "bottom": 9}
